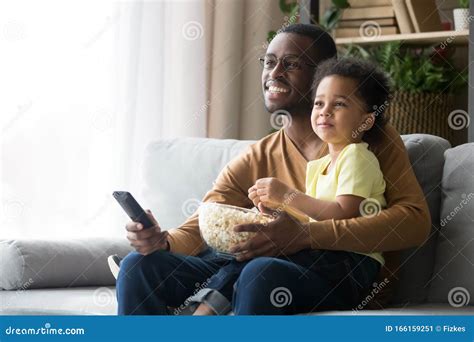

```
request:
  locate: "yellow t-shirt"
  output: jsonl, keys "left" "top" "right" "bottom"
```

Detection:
{"left": 306, "top": 142, "right": 386, "bottom": 265}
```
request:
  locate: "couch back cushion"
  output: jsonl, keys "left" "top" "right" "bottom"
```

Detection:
{"left": 391, "top": 134, "right": 450, "bottom": 304}
{"left": 141, "top": 137, "right": 253, "bottom": 230}
{"left": 428, "top": 143, "right": 474, "bottom": 305}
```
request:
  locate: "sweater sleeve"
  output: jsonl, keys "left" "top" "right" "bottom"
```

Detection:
{"left": 308, "top": 125, "right": 431, "bottom": 252}
{"left": 167, "top": 146, "right": 255, "bottom": 256}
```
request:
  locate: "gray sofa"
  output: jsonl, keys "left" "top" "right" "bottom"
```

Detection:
{"left": 1, "top": 134, "right": 473, "bottom": 315}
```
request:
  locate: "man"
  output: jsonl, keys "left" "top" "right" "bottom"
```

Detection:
{"left": 116, "top": 24, "right": 430, "bottom": 315}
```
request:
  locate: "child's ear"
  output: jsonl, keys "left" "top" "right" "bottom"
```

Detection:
{"left": 361, "top": 112, "right": 375, "bottom": 132}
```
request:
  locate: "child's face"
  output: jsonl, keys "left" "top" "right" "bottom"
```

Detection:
{"left": 311, "top": 75, "right": 374, "bottom": 146}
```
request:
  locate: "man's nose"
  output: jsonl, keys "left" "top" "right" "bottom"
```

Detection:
{"left": 268, "top": 60, "right": 286, "bottom": 79}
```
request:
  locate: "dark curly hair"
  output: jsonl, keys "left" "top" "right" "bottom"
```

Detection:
{"left": 311, "top": 57, "right": 392, "bottom": 142}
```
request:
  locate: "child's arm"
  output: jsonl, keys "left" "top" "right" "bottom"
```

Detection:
{"left": 289, "top": 192, "right": 363, "bottom": 220}
{"left": 250, "top": 177, "right": 363, "bottom": 220}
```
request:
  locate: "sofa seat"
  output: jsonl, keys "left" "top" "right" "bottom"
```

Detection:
{"left": 0, "top": 287, "right": 116, "bottom": 315}
{"left": 2, "top": 287, "right": 473, "bottom": 316}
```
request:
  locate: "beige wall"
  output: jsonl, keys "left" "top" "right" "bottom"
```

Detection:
{"left": 206, "top": 0, "right": 286, "bottom": 140}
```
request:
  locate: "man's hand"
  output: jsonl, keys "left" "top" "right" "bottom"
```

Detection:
{"left": 229, "top": 208, "right": 311, "bottom": 261}
{"left": 125, "top": 209, "right": 169, "bottom": 255}
{"left": 248, "top": 177, "right": 294, "bottom": 208}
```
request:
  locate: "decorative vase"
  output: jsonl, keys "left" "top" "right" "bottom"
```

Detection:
{"left": 453, "top": 8, "right": 470, "bottom": 31}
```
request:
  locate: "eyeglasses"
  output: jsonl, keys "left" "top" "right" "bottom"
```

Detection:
{"left": 259, "top": 55, "right": 317, "bottom": 71}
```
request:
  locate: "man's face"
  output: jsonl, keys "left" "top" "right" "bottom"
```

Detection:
{"left": 261, "top": 33, "right": 318, "bottom": 113}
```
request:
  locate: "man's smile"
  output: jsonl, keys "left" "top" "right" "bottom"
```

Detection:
{"left": 265, "top": 80, "right": 291, "bottom": 100}
{"left": 268, "top": 85, "right": 290, "bottom": 93}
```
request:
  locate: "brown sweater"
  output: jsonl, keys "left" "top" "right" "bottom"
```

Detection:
{"left": 167, "top": 124, "right": 431, "bottom": 306}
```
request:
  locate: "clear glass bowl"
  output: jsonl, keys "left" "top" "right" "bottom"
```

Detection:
{"left": 198, "top": 202, "right": 273, "bottom": 254}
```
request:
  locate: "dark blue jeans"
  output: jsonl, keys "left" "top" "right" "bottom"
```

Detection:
{"left": 116, "top": 248, "right": 380, "bottom": 315}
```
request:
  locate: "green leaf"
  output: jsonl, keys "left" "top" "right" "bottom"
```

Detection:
{"left": 459, "top": 0, "right": 469, "bottom": 8}
{"left": 322, "top": 7, "right": 342, "bottom": 30}
{"left": 340, "top": 42, "right": 467, "bottom": 94}
{"left": 267, "top": 31, "right": 277, "bottom": 43}
{"left": 288, "top": 3, "right": 300, "bottom": 22}
{"left": 279, "top": 0, "right": 298, "bottom": 13}
{"left": 332, "top": 0, "right": 350, "bottom": 8}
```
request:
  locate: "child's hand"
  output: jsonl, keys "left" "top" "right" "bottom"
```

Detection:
{"left": 248, "top": 185, "right": 260, "bottom": 208}
{"left": 253, "top": 177, "right": 293, "bottom": 207}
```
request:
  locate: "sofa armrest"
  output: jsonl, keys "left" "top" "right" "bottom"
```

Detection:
{"left": 0, "top": 239, "right": 132, "bottom": 290}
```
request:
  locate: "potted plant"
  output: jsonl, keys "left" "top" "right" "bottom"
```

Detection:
{"left": 340, "top": 42, "right": 468, "bottom": 143}
{"left": 453, "top": 0, "right": 470, "bottom": 31}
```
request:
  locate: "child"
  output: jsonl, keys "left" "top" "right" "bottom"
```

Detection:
{"left": 249, "top": 56, "right": 390, "bottom": 266}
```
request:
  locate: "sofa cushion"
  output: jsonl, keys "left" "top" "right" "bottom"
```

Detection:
{"left": 0, "top": 239, "right": 131, "bottom": 290}
{"left": 1, "top": 286, "right": 471, "bottom": 316}
{"left": 428, "top": 143, "right": 474, "bottom": 305}
{"left": 141, "top": 137, "right": 254, "bottom": 230}
{"left": 391, "top": 134, "right": 450, "bottom": 305}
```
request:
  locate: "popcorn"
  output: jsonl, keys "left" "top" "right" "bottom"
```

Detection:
{"left": 198, "top": 203, "right": 273, "bottom": 253}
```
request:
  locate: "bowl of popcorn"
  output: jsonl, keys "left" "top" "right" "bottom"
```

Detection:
{"left": 198, "top": 202, "right": 273, "bottom": 254}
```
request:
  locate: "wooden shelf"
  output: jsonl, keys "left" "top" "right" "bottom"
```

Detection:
{"left": 335, "top": 29, "right": 470, "bottom": 46}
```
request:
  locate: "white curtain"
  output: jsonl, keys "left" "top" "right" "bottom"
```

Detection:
{"left": 0, "top": 0, "right": 208, "bottom": 239}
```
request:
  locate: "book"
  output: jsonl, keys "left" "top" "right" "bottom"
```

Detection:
{"left": 392, "top": 0, "right": 414, "bottom": 33}
{"left": 334, "top": 26, "right": 399, "bottom": 38}
{"left": 340, "top": 6, "right": 395, "bottom": 20}
{"left": 348, "top": 0, "right": 391, "bottom": 6}
{"left": 338, "top": 18, "right": 397, "bottom": 28}
{"left": 405, "top": 0, "right": 442, "bottom": 32}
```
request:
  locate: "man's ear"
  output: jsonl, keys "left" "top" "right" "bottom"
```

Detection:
{"left": 361, "top": 112, "right": 375, "bottom": 132}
